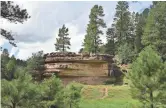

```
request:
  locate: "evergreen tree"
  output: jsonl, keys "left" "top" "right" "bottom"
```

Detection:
{"left": 1, "top": 49, "right": 27, "bottom": 79}
{"left": 55, "top": 24, "right": 71, "bottom": 53}
{"left": 1, "top": 49, "right": 10, "bottom": 78}
{"left": 113, "top": 1, "right": 137, "bottom": 64}
{"left": 114, "top": 1, "right": 131, "bottom": 45}
{"left": 40, "top": 75, "right": 64, "bottom": 108}
{"left": 105, "top": 27, "right": 116, "bottom": 55}
{"left": 78, "top": 48, "right": 84, "bottom": 54}
{"left": 135, "top": 8, "right": 149, "bottom": 54}
{"left": 142, "top": 2, "right": 166, "bottom": 61}
{"left": 64, "top": 82, "right": 83, "bottom": 108}
{"left": 2, "top": 48, "right": 9, "bottom": 56}
{"left": 1, "top": 1, "right": 30, "bottom": 47}
{"left": 5, "top": 56, "right": 17, "bottom": 80}
{"left": 27, "top": 50, "right": 45, "bottom": 81}
{"left": 83, "top": 5, "right": 106, "bottom": 54}
{"left": 128, "top": 46, "right": 166, "bottom": 108}
{"left": 1, "top": 67, "right": 41, "bottom": 108}
{"left": 129, "top": 12, "right": 137, "bottom": 48}
{"left": 117, "top": 43, "right": 135, "bottom": 64}
{"left": 1, "top": 54, "right": 17, "bottom": 80}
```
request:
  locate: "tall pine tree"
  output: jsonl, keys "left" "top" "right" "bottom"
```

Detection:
{"left": 114, "top": 1, "right": 131, "bottom": 45}
{"left": 142, "top": 2, "right": 166, "bottom": 61}
{"left": 113, "top": 1, "right": 137, "bottom": 64}
{"left": 55, "top": 24, "right": 71, "bottom": 53}
{"left": 135, "top": 8, "right": 149, "bottom": 54}
{"left": 83, "top": 5, "right": 106, "bottom": 54}
{"left": 105, "top": 27, "right": 116, "bottom": 55}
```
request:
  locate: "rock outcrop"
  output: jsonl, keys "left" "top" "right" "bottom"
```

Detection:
{"left": 43, "top": 52, "right": 118, "bottom": 85}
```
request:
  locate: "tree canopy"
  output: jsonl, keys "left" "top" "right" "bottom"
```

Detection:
{"left": 83, "top": 5, "right": 106, "bottom": 54}
{"left": 1, "top": 1, "right": 30, "bottom": 47}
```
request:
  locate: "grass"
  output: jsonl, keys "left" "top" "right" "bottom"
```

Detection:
{"left": 79, "top": 85, "right": 141, "bottom": 108}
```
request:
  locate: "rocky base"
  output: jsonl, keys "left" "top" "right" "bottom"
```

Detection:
{"left": 60, "top": 76, "right": 111, "bottom": 85}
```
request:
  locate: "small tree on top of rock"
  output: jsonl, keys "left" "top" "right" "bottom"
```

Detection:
{"left": 55, "top": 24, "right": 71, "bottom": 53}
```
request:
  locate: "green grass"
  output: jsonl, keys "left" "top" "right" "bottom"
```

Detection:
{"left": 79, "top": 85, "right": 141, "bottom": 108}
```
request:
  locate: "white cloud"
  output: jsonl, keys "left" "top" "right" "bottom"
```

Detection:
{"left": 16, "top": 23, "right": 85, "bottom": 60}
{"left": 16, "top": 39, "right": 55, "bottom": 60}
{"left": 66, "top": 23, "right": 85, "bottom": 52}
{"left": 1, "top": 1, "right": 152, "bottom": 60}
{"left": 9, "top": 47, "right": 19, "bottom": 57}
{"left": 0, "top": 36, "right": 7, "bottom": 47}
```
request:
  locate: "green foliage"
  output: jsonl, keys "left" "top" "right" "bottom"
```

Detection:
{"left": 1, "top": 49, "right": 84, "bottom": 108}
{"left": 83, "top": 5, "right": 106, "bottom": 54}
{"left": 1, "top": 49, "right": 27, "bottom": 80}
{"left": 39, "top": 75, "right": 64, "bottom": 108}
{"left": 80, "top": 85, "right": 140, "bottom": 108}
{"left": 1, "top": 61, "right": 66, "bottom": 108}
{"left": 1, "top": 49, "right": 10, "bottom": 79}
{"left": 64, "top": 82, "right": 83, "bottom": 108}
{"left": 114, "top": 1, "right": 131, "bottom": 45}
{"left": 26, "top": 50, "right": 45, "bottom": 80}
{"left": 1, "top": 67, "right": 41, "bottom": 108}
{"left": 117, "top": 43, "right": 135, "bottom": 64}
{"left": 107, "top": 1, "right": 138, "bottom": 64}
{"left": 55, "top": 24, "right": 71, "bottom": 53}
{"left": 105, "top": 28, "right": 116, "bottom": 55}
{"left": 5, "top": 56, "right": 17, "bottom": 80}
{"left": 142, "top": 2, "right": 166, "bottom": 61}
{"left": 134, "top": 8, "right": 150, "bottom": 54}
{"left": 98, "top": 44, "right": 106, "bottom": 54}
{"left": 1, "top": 54, "right": 17, "bottom": 80}
{"left": 128, "top": 46, "right": 166, "bottom": 108}
{"left": 1, "top": 1, "right": 30, "bottom": 47}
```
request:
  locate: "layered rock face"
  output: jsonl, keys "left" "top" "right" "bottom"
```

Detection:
{"left": 44, "top": 52, "right": 114, "bottom": 85}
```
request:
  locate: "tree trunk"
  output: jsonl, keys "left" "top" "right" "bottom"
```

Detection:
{"left": 12, "top": 102, "right": 16, "bottom": 108}
{"left": 113, "top": 38, "right": 115, "bottom": 56}
{"left": 63, "top": 36, "right": 64, "bottom": 53}
{"left": 150, "top": 90, "right": 154, "bottom": 108}
{"left": 70, "top": 103, "right": 72, "bottom": 108}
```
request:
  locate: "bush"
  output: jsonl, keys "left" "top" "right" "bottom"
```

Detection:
{"left": 117, "top": 43, "right": 136, "bottom": 64}
{"left": 64, "top": 82, "right": 83, "bottom": 108}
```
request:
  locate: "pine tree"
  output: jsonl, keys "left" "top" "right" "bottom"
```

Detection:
{"left": 113, "top": 1, "right": 138, "bottom": 64}
{"left": 105, "top": 27, "right": 116, "bottom": 55}
{"left": 114, "top": 1, "right": 130, "bottom": 46}
{"left": 142, "top": 2, "right": 166, "bottom": 61}
{"left": 83, "top": 5, "right": 106, "bottom": 54}
{"left": 40, "top": 75, "right": 64, "bottom": 108}
{"left": 1, "top": 67, "right": 41, "bottom": 108}
{"left": 117, "top": 43, "right": 135, "bottom": 64}
{"left": 128, "top": 46, "right": 166, "bottom": 108}
{"left": 55, "top": 24, "right": 71, "bottom": 53}
{"left": 135, "top": 8, "right": 149, "bottom": 54}
{"left": 1, "top": 1, "right": 30, "bottom": 47}
{"left": 128, "top": 12, "right": 137, "bottom": 48}
{"left": 27, "top": 50, "right": 45, "bottom": 81}
{"left": 64, "top": 82, "right": 83, "bottom": 108}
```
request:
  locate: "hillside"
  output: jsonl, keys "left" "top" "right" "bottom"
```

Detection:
{"left": 80, "top": 85, "right": 140, "bottom": 108}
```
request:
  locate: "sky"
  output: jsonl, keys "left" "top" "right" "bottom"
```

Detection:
{"left": 0, "top": 1, "right": 152, "bottom": 60}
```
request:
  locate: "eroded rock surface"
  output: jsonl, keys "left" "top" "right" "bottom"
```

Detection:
{"left": 43, "top": 52, "right": 121, "bottom": 85}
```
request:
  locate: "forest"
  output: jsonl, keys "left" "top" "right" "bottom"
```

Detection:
{"left": 1, "top": 1, "right": 166, "bottom": 108}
